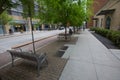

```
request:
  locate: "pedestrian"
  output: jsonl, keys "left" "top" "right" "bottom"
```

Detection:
{"left": 9, "top": 29, "right": 13, "bottom": 34}
{"left": 69, "top": 28, "right": 73, "bottom": 35}
{"left": 83, "top": 26, "right": 85, "bottom": 31}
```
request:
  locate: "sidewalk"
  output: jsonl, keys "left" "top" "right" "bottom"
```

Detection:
{"left": 59, "top": 29, "right": 120, "bottom": 80}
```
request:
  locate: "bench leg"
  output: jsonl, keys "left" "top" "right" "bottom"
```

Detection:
{"left": 37, "top": 59, "right": 48, "bottom": 76}
{"left": 11, "top": 56, "right": 15, "bottom": 67}
{"left": 37, "top": 62, "right": 41, "bottom": 76}
{"left": 45, "top": 59, "right": 48, "bottom": 65}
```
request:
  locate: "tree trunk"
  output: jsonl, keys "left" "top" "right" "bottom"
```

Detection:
{"left": 73, "top": 26, "right": 75, "bottom": 33}
{"left": 28, "top": 5, "right": 36, "bottom": 54}
{"left": 64, "top": 26, "right": 67, "bottom": 40}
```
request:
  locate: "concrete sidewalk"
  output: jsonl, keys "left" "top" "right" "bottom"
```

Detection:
{"left": 60, "top": 29, "right": 120, "bottom": 80}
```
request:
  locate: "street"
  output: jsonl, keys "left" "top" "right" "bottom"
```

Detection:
{"left": 0, "top": 30, "right": 64, "bottom": 53}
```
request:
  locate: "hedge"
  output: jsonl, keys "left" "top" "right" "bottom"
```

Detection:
{"left": 90, "top": 27, "right": 120, "bottom": 48}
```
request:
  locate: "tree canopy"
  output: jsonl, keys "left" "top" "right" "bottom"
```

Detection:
{"left": 0, "top": 0, "right": 18, "bottom": 14}
{"left": 19, "top": 0, "right": 35, "bottom": 18}
{"left": 0, "top": 11, "right": 12, "bottom": 25}
{"left": 0, "top": 0, "right": 93, "bottom": 31}
{"left": 37, "top": 0, "right": 93, "bottom": 27}
{"left": 0, "top": 0, "right": 93, "bottom": 26}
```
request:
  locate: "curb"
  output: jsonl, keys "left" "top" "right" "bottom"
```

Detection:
{"left": 12, "top": 34, "right": 58, "bottom": 49}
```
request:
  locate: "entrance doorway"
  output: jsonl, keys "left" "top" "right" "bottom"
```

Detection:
{"left": 106, "top": 16, "right": 111, "bottom": 29}
{"left": 13, "top": 24, "right": 26, "bottom": 32}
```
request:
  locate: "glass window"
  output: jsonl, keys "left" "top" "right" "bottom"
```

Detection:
{"left": 10, "top": 11, "right": 22, "bottom": 16}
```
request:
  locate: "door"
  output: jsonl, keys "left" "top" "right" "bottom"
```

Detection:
{"left": 106, "top": 16, "right": 111, "bottom": 29}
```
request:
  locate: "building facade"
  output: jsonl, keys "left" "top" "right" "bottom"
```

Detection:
{"left": 0, "top": 0, "right": 42, "bottom": 34}
{"left": 93, "top": 0, "right": 120, "bottom": 30}
{"left": 87, "top": 0, "right": 108, "bottom": 28}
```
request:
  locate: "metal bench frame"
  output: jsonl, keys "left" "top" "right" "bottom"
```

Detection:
{"left": 7, "top": 50, "right": 48, "bottom": 76}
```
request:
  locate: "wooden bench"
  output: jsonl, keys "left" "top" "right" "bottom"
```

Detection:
{"left": 7, "top": 50, "right": 48, "bottom": 76}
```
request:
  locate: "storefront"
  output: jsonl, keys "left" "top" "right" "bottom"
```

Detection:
{"left": 10, "top": 20, "right": 28, "bottom": 32}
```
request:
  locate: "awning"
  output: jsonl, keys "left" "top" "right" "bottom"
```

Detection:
{"left": 10, "top": 20, "right": 27, "bottom": 24}
{"left": 97, "top": 9, "right": 115, "bottom": 15}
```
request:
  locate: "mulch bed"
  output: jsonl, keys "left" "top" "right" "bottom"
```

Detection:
{"left": 0, "top": 36, "right": 78, "bottom": 80}
{"left": 91, "top": 32, "right": 119, "bottom": 49}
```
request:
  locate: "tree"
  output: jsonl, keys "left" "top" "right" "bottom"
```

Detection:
{"left": 37, "top": 0, "right": 72, "bottom": 39}
{"left": 0, "top": 0, "right": 39, "bottom": 53}
{"left": 85, "top": 0, "right": 93, "bottom": 21}
{"left": 0, "top": 0, "right": 18, "bottom": 14}
{"left": 84, "top": 0, "right": 93, "bottom": 28}
{"left": 0, "top": 11, "right": 12, "bottom": 35}
{"left": 20, "top": 0, "right": 36, "bottom": 54}
{"left": 37, "top": 0, "right": 59, "bottom": 25}
{"left": 37, "top": 0, "right": 93, "bottom": 39}
{"left": 0, "top": 11, "right": 12, "bottom": 25}
{"left": 19, "top": 0, "right": 35, "bottom": 18}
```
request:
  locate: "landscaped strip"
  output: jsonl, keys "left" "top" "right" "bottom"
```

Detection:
{"left": 90, "top": 27, "right": 120, "bottom": 48}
